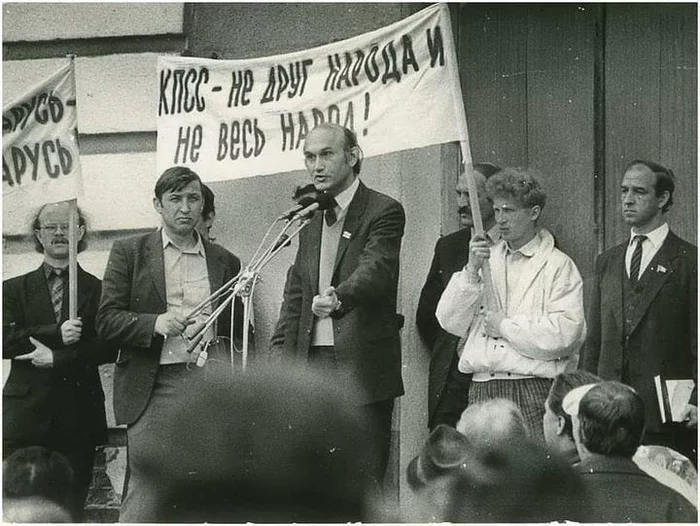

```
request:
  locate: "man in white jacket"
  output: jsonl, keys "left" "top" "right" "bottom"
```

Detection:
{"left": 436, "top": 168, "right": 585, "bottom": 441}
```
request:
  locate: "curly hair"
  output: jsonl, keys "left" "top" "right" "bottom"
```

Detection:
{"left": 485, "top": 167, "right": 546, "bottom": 209}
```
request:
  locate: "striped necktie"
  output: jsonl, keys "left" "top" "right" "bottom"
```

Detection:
{"left": 49, "top": 269, "right": 65, "bottom": 322}
{"left": 630, "top": 235, "right": 647, "bottom": 282}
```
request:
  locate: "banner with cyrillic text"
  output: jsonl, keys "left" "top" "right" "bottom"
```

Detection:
{"left": 156, "top": 3, "right": 469, "bottom": 182}
{"left": 2, "top": 60, "right": 84, "bottom": 232}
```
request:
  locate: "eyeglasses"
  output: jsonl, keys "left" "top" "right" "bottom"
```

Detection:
{"left": 38, "top": 224, "right": 71, "bottom": 233}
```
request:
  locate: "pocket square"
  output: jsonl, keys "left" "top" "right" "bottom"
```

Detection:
{"left": 656, "top": 264, "right": 667, "bottom": 273}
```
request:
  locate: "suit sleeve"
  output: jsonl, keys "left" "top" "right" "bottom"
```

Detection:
{"left": 333, "top": 199, "right": 405, "bottom": 314}
{"left": 269, "top": 263, "right": 302, "bottom": 361}
{"left": 96, "top": 239, "right": 160, "bottom": 348}
{"left": 416, "top": 240, "right": 443, "bottom": 349}
{"left": 580, "top": 254, "right": 603, "bottom": 373}
{"left": 3, "top": 279, "right": 63, "bottom": 358}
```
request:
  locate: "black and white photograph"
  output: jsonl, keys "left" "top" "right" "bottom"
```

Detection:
{"left": 2, "top": 2, "right": 697, "bottom": 522}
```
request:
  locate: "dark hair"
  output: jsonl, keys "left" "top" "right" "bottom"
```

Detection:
{"left": 154, "top": 166, "right": 202, "bottom": 201}
{"left": 578, "top": 381, "right": 645, "bottom": 458}
{"left": 547, "top": 371, "right": 601, "bottom": 439}
{"left": 435, "top": 439, "right": 590, "bottom": 523}
{"left": 201, "top": 183, "right": 215, "bottom": 219}
{"left": 472, "top": 162, "right": 501, "bottom": 179}
{"left": 313, "top": 123, "right": 363, "bottom": 175}
{"left": 3, "top": 446, "right": 74, "bottom": 508}
{"left": 32, "top": 204, "right": 87, "bottom": 254}
{"left": 486, "top": 167, "right": 546, "bottom": 209}
{"left": 625, "top": 159, "right": 675, "bottom": 213}
{"left": 150, "top": 366, "right": 376, "bottom": 523}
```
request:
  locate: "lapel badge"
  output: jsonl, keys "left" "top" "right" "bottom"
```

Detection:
{"left": 342, "top": 231, "right": 352, "bottom": 239}
{"left": 656, "top": 264, "right": 667, "bottom": 274}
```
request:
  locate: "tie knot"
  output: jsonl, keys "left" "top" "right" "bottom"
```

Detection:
{"left": 633, "top": 234, "right": 647, "bottom": 245}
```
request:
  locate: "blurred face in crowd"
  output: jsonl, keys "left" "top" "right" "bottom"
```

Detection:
{"left": 621, "top": 164, "right": 668, "bottom": 233}
{"left": 492, "top": 196, "right": 540, "bottom": 251}
{"left": 34, "top": 202, "right": 84, "bottom": 261}
{"left": 196, "top": 212, "right": 216, "bottom": 242}
{"left": 456, "top": 167, "right": 493, "bottom": 229}
{"left": 154, "top": 180, "right": 203, "bottom": 240}
{"left": 304, "top": 126, "right": 358, "bottom": 197}
{"left": 542, "top": 397, "right": 563, "bottom": 449}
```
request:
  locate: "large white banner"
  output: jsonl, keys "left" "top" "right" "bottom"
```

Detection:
{"left": 157, "top": 3, "right": 469, "bottom": 182}
{"left": 2, "top": 60, "right": 83, "bottom": 233}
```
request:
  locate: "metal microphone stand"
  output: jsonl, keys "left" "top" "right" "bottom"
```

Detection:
{"left": 183, "top": 211, "right": 314, "bottom": 373}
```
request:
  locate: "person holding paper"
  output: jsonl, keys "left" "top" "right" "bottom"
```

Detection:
{"left": 436, "top": 168, "right": 586, "bottom": 442}
{"left": 96, "top": 166, "right": 241, "bottom": 522}
{"left": 3, "top": 202, "right": 118, "bottom": 521}
{"left": 581, "top": 160, "right": 697, "bottom": 464}
{"left": 269, "top": 123, "right": 405, "bottom": 483}
{"left": 416, "top": 162, "right": 501, "bottom": 430}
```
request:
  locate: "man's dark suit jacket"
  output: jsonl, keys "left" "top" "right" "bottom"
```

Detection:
{"left": 581, "top": 231, "right": 697, "bottom": 434}
{"left": 96, "top": 230, "right": 241, "bottom": 426}
{"left": 416, "top": 228, "right": 469, "bottom": 428}
{"left": 574, "top": 456, "right": 696, "bottom": 522}
{"left": 3, "top": 265, "right": 117, "bottom": 447}
{"left": 270, "top": 181, "right": 405, "bottom": 404}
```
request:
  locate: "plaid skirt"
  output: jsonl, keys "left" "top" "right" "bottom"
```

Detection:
{"left": 467, "top": 377, "right": 553, "bottom": 443}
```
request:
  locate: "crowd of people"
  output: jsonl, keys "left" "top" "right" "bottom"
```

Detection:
{"left": 3, "top": 122, "right": 697, "bottom": 522}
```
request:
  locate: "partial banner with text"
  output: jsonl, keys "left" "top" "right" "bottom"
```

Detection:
{"left": 156, "top": 3, "right": 469, "bottom": 182}
{"left": 3, "top": 60, "right": 84, "bottom": 234}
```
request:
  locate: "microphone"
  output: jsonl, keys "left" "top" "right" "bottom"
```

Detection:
{"left": 291, "top": 192, "right": 334, "bottom": 221}
{"left": 277, "top": 195, "right": 317, "bottom": 221}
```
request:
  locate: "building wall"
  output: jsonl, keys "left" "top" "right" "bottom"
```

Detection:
{"left": 3, "top": 1, "right": 697, "bottom": 507}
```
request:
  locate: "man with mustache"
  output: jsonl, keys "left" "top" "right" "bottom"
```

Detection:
{"left": 416, "top": 163, "right": 500, "bottom": 430}
{"left": 581, "top": 160, "right": 697, "bottom": 464}
{"left": 96, "top": 166, "right": 241, "bottom": 522}
{"left": 3, "top": 201, "right": 118, "bottom": 521}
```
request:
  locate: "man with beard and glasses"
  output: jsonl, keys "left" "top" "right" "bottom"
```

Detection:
{"left": 3, "top": 202, "right": 117, "bottom": 521}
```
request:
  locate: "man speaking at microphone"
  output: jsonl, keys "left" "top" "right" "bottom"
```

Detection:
{"left": 270, "top": 123, "right": 406, "bottom": 483}
{"left": 96, "top": 166, "right": 241, "bottom": 522}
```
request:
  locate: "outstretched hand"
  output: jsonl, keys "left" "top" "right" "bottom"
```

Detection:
{"left": 15, "top": 336, "right": 54, "bottom": 368}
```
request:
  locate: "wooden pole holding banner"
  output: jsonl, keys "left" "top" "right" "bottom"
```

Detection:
{"left": 66, "top": 54, "right": 79, "bottom": 319}
{"left": 441, "top": 9, "right": 500, "bottom": 311}
{"left": 68, "top": 198, "right": 78, "bottom": 319}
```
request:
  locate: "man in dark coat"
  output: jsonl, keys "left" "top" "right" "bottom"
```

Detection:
{"left": 3, "top": 202, "right": 118, "bottom": 521}
{"left": 270, "top": 123, "right": 405, "bottom": 482}
{"left": 96, "top": 167, "right": 241, "bottom": 522}
{"left": 581, "top": 160, "right": 697, "bottom": 463}
{"left": 564, "top": 381, "right": 696, "bottom": 522}
{"left": 416, "top": 162, "right": 500, "bottom": 429}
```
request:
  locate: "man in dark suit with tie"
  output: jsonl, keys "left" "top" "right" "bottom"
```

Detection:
{"left": 416, "top": 163, "right": 500, "bottom": 429}
{"left": 581, "top": 160, "right": 697, "bottom": 463}
{"left": 270, "top": 123, "right": 405, "bottom": 482}
{"left": 3, "top": 201, "right": 118, "bottom": 521}
{"left": 96, "top": 166, "right": 241, "bottom": 521}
